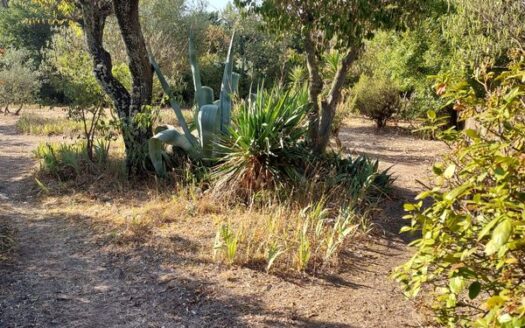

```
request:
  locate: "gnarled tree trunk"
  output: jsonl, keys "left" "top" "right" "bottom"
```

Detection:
{"left": 304, "top": 29, "right": 362, "bottom": 154}
{"left": 78, "top": 0, "right": 153, "bottom": 176}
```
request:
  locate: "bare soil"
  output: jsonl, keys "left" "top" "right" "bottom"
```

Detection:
{"left": 0, "top": 111, "right": 446, "bottom": 327}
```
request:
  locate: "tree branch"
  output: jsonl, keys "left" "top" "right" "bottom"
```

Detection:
{"left": 112, "top": 0, "right": 153, "bottom": 116}
{"left": 327, "top": 45, "right": 361, "bottom": 109}
{"left": 78, "top": 0, "right": 130, "bottom": 119}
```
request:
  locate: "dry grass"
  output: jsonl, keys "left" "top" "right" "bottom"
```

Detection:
{"left": 16, "top": 113, "right": 83, "bottom": 137}
{"left": 0, "top": 224, "right": 15, "bottom": 261}
{"left": 155, "top": 107, "right": 194, "bottom": 128}
{"left": 34, "top": 170, "right": 372, "bottom": 277}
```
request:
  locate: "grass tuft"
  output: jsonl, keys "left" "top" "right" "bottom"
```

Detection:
{"left": 16, "top": 113, "right": 83, "bottom": 136}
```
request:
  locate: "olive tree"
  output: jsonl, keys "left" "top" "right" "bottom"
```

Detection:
{"left": 0, "top": 48, "right": 40, "bottom": 115}
{"left": 32, "top": 0, "right": 155, "bottom": 174}
{"left": 237, "top": 0, "right": 443, "bottom": 153}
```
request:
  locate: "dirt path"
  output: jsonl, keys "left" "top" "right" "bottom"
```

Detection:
{"left": 0, "top": 113, "right": 445, "bottom": 327}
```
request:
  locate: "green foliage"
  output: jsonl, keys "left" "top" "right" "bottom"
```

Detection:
{"left": 213, "top": 87, "right": 308, "bottom": 195}
{"left": 213, "top": 223, "right": 239, "bottom": 265}
{"left": 357, "top": 25, "right": 450, "bottom": 119}
{"left": 353, "top": 75, "right": 400, "bottom": 128}
{"left": 42, "top": 27, "right": 105, "bottom": 108}
{"left": 306, "top": 152, "right": 394, "bottom": 204}
{"left": 445, "top": 0, "right": 525, "bottom": 69}
{"left": 34, "top": 142, "right": 84, "bottom": 181}
{"left": 0, "top": 0, "right": 54, "bottom": 60}
{"left": 42, "top": 26, "right": 121, "bottom": 162}
{"left": 238, "top": 0, "right": 440, "bottom": 51}
{"left": 0, "top": 48, "right": 41, "bottom": 112}
{"left": 34, "top": 140, "right": 115, "bottom": 181}
{"left": 393, "top": 56, "right": 525, "bottom": 326}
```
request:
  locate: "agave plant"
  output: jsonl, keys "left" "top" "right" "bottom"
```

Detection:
{"left": 148, "top": 32, "right": 238, "bottom": 176}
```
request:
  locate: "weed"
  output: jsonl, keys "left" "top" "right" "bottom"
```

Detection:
{"left": 213, "top": 223, "right": 239, "bottom": 265}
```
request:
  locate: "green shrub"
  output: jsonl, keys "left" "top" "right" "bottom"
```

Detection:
{"left": 213, "top": 86, "right": 393, "bottom": 205}
{"left": 34, "top": 142, "right": 85, "bottom": 180}
{"left": 34, "top": 140, "right": 114, "bottom": 181}
{"left": 353, "top": 74, "right": 400, "bottom": 128}
{"left": 213, "top": 87, "right": 308, "bottom": 196}
{"left": 304, "top": 151, "right": 393, "bottom": 204}
{"left": 0, "top": 48, "right": 41, "bottom": 114}
{"left": 393, "top": 56, "right": 525, "bottom": 327}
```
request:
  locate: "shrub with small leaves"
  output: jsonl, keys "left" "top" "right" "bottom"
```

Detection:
{"left": 393, "top": 54, "right": 525, "bottom": 327}
{"left": 353, "top": 74, "right": 400, "bottom": 128}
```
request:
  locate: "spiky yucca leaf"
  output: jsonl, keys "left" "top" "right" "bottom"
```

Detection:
{"left": 213, "top": 87, "right": 308, "bottom": 195}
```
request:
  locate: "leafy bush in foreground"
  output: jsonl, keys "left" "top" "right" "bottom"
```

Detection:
{"left": 394, "top": 55, "right": 525, "bottom": 327}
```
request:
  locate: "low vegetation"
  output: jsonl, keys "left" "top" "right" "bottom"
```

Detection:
{"left": 16, "top": 113, "right": 83, "bottom": 136}
{"left": 214, "top": 202, "right": 363, "bottom": 272}
{"left": 0, "top": 223, "right": 14, "bottom": 261}
{"left": 34, "top": 140, "right": 124, "bottom": 183}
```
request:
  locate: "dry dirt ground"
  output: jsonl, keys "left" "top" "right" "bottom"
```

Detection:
{"left": 0, "top": 111, "right": 447, "bottom": 328}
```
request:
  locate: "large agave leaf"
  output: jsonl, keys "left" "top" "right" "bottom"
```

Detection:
{"left": 189, "top": 31, "right": 209, "bottom": 110}
{"left": 218, "top": 32, "right": 235, "bottom": 133}
{"left": 200, "top": 86, "right": 214, "bottom": 105}
{"left": 150, "top": 55, "right": 198, "bottom": 148}
{"left": 148, "top": 125, "right": 201, "bottom": 176}
{"left": 198, "top": 104, "right": 220, "bottom": 157}
{"left": 232, "top": 72, "right": 240, "bottom": 95}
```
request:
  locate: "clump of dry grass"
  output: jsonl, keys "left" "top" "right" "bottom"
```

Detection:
{"left": 16, "top": 113, "right": 83, "bottom": 136}
{"left": 212, "top": 199, "right": 370, "bottom": 274}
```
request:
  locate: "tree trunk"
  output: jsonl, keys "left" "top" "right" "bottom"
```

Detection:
{"left": 113, "top": 0, "right": 154, "bottom": 174}
{"left": 14, "top": 103, "right": 23, "bottom": 115}
{"left": 79, "top": 0, "right": 153, "bottom": 176}
{"left": 315, "top": 47, "right": 360, "bottom": 153}
{"left": 1, "top": 0, "right": 8, "bottom": 8}
{"left": 4, "top": 104, "right": 10, "bottom": 115}
{"left": 304, "top": 32, "right": 323, "bottom": 151}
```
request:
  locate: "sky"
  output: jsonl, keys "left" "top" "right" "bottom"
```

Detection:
{"left": 206, "top": 0, "right": 231, "bottom": 11}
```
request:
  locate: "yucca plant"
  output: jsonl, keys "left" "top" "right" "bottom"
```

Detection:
{"left": 301, "top": 151, "right": 394, "bottom": 203}
{"left": 148, "top": 32, "right": 239, "bottom": 176}
{"left": 213, "top": 87, "right": 308, "bottom": 195}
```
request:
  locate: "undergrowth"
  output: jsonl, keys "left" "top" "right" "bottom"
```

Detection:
{"left": 33, "top": 141, "right": 126, "bottom": 184}
{"left": 16, "top": 113, "right": 83, "bottom": 136}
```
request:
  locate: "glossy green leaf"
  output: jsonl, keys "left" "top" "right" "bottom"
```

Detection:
{"left": 468, "top": 281, "right": 481, "bottom": 300}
